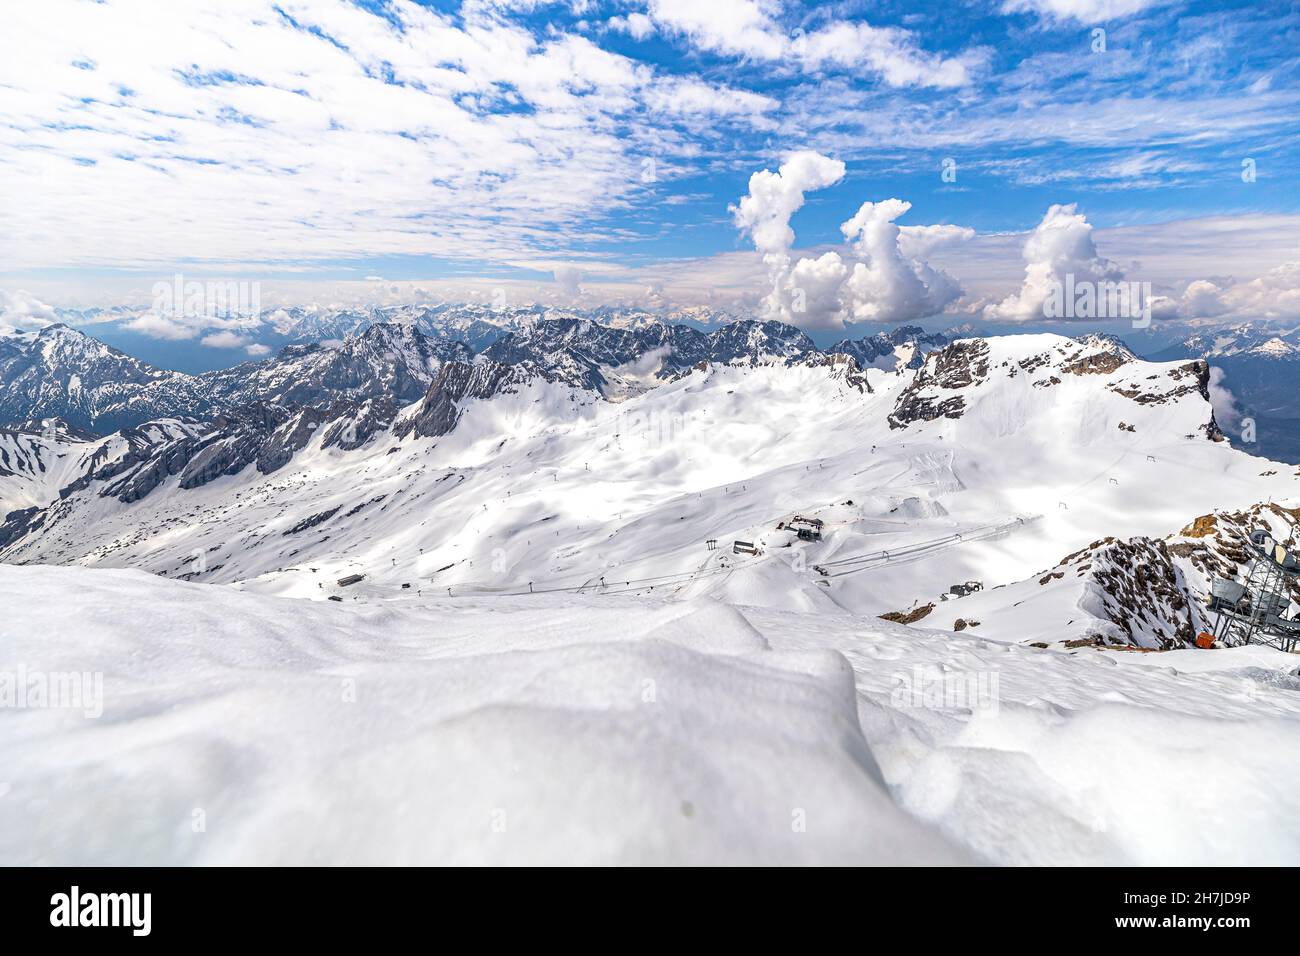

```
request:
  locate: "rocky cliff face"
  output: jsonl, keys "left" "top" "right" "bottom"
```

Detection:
{"left": 480, "top": 318, "right": 817, "bottom": 394}
{"left": 395, "top": 360, "right": 537, "bottom": 439}
{"left": 202, "top": 322, "right": 473, "bottom": 409}
{"left": 888, "top": 339, "right": 990, "bottom": 428}
{"left": 828, "top": 325, "right": 948, "bottom": 371}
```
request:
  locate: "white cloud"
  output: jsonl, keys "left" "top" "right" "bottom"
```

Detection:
{"left": 839, "top": 200, "right": 966, "bottom": 323}
{"left": 1207, "top": 366, "right": 1240, "bottom": 429}
{"left": 648, "top": 0, "right": 788, "bottom": 60}
{"left": 642, "top": 77, "right": 778, "bottom": 125}
{"left": 609, "top": 13, "right": 655, "bottom": 40}
{"left": 988, "top": 203, "right": 1123, "bottom": 321}
{"left": 1179, "top": 279, "right": 1231, "bottom": 319}
{"left": 1000, "top": 0, "right": 1169, "bottom": 26}
{"left": 245, "top": 342, "right": 272, "bottom": 357}
{"left": 790, "top": 22, "right": 974, "bottom": 89}
{"left": 647, "top": 0, "right": 972, "bottom": 88}
{"left": 1157, "top": 262, "right": 1300, "bottom": 324}
{"left": 1222, "top": 262, "right": 1300, "bottom": 322}
{"left": 0, "top": 0, "right": 777, "bottom": 273}
{"left": 0, "top": 289, "right": 57, "bottom": 330}
{"left": 121, "top": 313, "right": 200, "bottom": 341}
{"left": 731, "top": 154, "right": 970, "bottom": 330}
{"left": 732, "top": 151, "right": 846, "bottom": 260}
{"left": 897, "top": 224, "right": 978, "bottom": 260}
{"left": 784, "top": 252, "right": 851, "bottom": 331}
{"left": 200, "top": 330, "right": 252, "bottom": 349}
{"left": 731, "top": 150, "right": 846, "bottom": 323}
{"left": 554, "top": 265, "right": 584, "bottom": 298}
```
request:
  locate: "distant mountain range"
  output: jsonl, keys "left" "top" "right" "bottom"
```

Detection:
{"left": 1151, "top": 322, "right": 1300, "bottom": 464}
{"left": 0, "top": 317, "right": 950, "bottom": 434}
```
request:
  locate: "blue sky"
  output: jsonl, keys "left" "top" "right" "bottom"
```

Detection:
{"left": 1, "top": 0, "right": 1298, "bottom": 348}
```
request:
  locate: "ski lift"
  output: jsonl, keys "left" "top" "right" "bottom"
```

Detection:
{"left": 1208, "top": 529, "right": 1300, "bottom": 652}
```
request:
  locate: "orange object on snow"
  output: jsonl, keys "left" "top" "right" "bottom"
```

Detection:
{"left": 1195, "top": 632, "right": 1216, "bottom": 649}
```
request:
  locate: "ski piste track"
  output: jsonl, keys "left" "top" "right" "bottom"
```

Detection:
{"left": 439, "top": 514, "right": 1043, "bottom": 599}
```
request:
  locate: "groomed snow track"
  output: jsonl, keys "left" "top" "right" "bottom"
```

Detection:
{"left": 439, "top": 514, "right": 1042, "bottom": 599}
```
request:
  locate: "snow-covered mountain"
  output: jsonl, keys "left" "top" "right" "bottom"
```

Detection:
{"left": 1164, "top": 322, "right": 1300, "bottom": 360}
{"left": 828, "top": 324, "right": 948, "bottom": 371}
{"left": 202, "top": 322, "right": 473, "bottom": 409}
{"left": 0, "top": 324, "right": 207, "bottom": 433}
{"left": 0, "top": 417, "right": 101, "bottom": 516}
{"left": 0, "top": 318, "right": 947, "bottom": 433}
{"left": 1156, "top": 322, "right": 1300, "bottom": 465}
{"left": 4, "top": 328, "right": 1293, "bottom": 644}
{"left": 917, "top": 502, "right": 1300, "bottom": 650}
{"left": 0, "top": 322, "right": 473, "bottom": 433}
{"left": 480, "top": 317, "right": 816, "bottom": 395}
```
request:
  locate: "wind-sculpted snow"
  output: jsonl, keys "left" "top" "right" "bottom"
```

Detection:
{"left": 0, "top": 565, "right": 965, "bottom": 865}
{"left": 4, "top": 562, "right": 1300, "bottom": 864}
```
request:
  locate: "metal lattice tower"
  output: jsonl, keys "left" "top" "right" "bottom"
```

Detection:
{"left": 1208, "top": 529, "right": 1300, "bottom": 653}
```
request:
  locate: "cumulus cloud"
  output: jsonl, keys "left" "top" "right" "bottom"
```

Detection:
{"left": 554, "top": 266, "right": 584, "bottom": 298}
{"left": 988, "top": 203, "right": 1123, "bottom": 321}
{"left": 732, "top": 153, "right": 971, "bottom": 330}
{"left": 785, "top": 252, "right": 851, "bottom": 330}
{"left": 839, "top": 199, "right": 966, "bottom": 324}
{"left": 1220, "top": 262, "right": 1300, "bottom": 322}
{"left": 1179, "top": 279, "right": 1232, "bottom": 319}
{"left": 897, "top": 224, "right": 978, "bottom": 260}
{"left": 731, "top": 150, "right": 846, "bottom": 324}
{"left": 245, "top": 343, "right": 272, "bottom": 357}
{"left": 1151, "top": 263, "right": 1300, "bottom": 325}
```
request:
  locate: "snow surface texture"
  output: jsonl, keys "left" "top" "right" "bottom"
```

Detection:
{"left": 3, "top": 564, "right": 1299, "bottom": 865}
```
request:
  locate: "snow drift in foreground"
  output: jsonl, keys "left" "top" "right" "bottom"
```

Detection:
{"left": 4, "top": 565, "right": 1300, "bottom": 865}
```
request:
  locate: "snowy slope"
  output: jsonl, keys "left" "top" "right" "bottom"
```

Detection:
{"left": 2, "top": 563, "right": 1298, "bottom": 865}
{"left": 3, "top": 333, "right": 1294, "bottom": 636}
{"left": 2, "top": 335, "right": 1289, "bottom": 634}
{"left": 0, "top": 420, "right": 99, "bottom": 514}
{"left": 920, "top": 502, "right": 1300, "bottom": 649}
